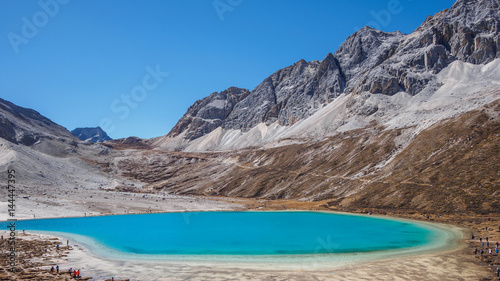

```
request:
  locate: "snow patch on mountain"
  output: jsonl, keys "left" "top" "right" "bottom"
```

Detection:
{"left": 158, "top": 59, "right": 500, "bottom": 152}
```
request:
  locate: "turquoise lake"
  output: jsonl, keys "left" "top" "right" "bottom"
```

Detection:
{"left": 2, "top": 211, "right": 439, "bottom": 256}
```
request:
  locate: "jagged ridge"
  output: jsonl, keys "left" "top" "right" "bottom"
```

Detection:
{"left": 164, "top": 0, "right": 500, "bottom": 147}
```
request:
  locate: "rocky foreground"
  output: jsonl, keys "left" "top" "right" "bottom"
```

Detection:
{"left": 0, "top": 233, "right": 93, "bottom": 280}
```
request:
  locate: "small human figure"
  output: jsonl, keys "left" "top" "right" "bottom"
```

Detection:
{"left": 56, "top": 265, "right": 59, "bottom": 273}
{"left": 480, "top": 237, "right": 483, "bottom": 242}
{"left": 22, "top": 229, "right": 25, "bottom": 234}
{"left": 56, "top": 244, "right": 59, "bottom": 250}
{"left": 471, "top": 234, "right": 474, "bottom": 240}
{"left": 481, "top": 249, "right": 484, "bottom": 256}
{"left": 489, "top": 248, "right": 493, "bottom": 255}
{"left": 67, "top": 239, "right": 69, "bottom": 246}
{"left": 1, "top": 235, "right": 3, "bottom": 240}
{"left": 474, "top": 248, "right": 478, "bottom": 254}
{"left": 495, "top": 248, "right": 498, "bottom": 254}
{"left": 496, "top": 267, "right": 499, "bottom": 278}
{"left": 50, "top": 266, "right": 54, "bottom": 274}
{"left": 486, "top": 237, "right": 489, "bottom": 242}
{"left": 69, "top": 268, "right": 73, "bottom": 276}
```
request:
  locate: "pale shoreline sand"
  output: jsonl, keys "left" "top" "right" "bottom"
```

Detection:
{"left": 0, "top": 189, "right": 493, "bottom": 280}
{"left": 6, "top": 211, "right": 493, "bottom": 281}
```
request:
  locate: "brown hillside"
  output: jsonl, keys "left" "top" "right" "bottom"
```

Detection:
{"left": 114, "top": 100, "right": 500, "bottom": 214}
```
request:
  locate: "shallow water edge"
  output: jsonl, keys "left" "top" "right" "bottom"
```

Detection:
{"left": 16, "top": 210, "right": 464, "bottom": 271}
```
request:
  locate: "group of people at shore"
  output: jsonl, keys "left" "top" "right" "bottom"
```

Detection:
{"left": 472, "top": 234, "right": 499, "bottom": 256}
{"left": 50, "top": 265, "right": 81, "bottom": 278}
{"left": 48, "top": 239, "right": 83, "bottom": 278}
{"left": 471, "top": 225, "right": 500, "bottom": 280}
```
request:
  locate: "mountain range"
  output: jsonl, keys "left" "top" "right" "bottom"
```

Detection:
{"left": 153, "top": 0, "right": 499, "bottom": 152}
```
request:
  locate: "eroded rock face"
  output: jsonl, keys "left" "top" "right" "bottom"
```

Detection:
{"left": 0, "top": 98, "right": 78, "bottom": 145}
{"left": 223, "top": 54, "right": 346, "bottom": 130}
{"left": 167, "top": 87, "right": 250, "bottom": 140}
{"left": 424, "top": 0, "right": 500, "bottom": 63}
{"left": 166, "top": 0, "right": 500, "bottom": 142}
{"left": 347, "top": 0, "right": 499, "bottom": 97}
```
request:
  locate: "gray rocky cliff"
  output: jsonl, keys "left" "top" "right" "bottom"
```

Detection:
{"left": 165, "top": 0, "right": 500, "bottom": 143}
{"left": 0, "top": 98, "right": 78, "bottom": 146}
{"left": 167, "top": 87, "right": 250, "bottom": 140}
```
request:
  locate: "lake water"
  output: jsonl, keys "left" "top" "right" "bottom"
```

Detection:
{"left": 2, "top": 211, "right": 443, "bottom": 256}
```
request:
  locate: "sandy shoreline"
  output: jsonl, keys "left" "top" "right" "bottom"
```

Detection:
{"left": 2, "top": 210, "right": 493, "bottom": 281}
{"left": 0, "top": 193, "right": 497, "bottom": 280}
{"left": 29, "top": 241, "right": 492, "bottom": 281}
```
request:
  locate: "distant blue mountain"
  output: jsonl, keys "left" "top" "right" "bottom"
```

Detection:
{"left": 71, "top": 127, "right": 112, "bottom": 143}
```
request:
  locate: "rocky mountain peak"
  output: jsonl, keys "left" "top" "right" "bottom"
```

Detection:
{"left": 335, "top": 27, "right": 404, "bottom": 86}
{"left": 71, "top": 126, "right": 112, "bottom": 143}
{"left": 315, "top": 53, "right": 338, "bottom": 81}
{"left": 160, "top": 0, "right": 500, "bottom": 149}
{"left": 346, "top": 0, "right": 500, "bottom": 96}
{"left": 167, "top": 87, "right": 250, "bottom": 140}
{"left": 450, "top": 0, "right": 499, "bottom": 13}
{"left": 415, "top": 0, "right": 499, "bottom": 64}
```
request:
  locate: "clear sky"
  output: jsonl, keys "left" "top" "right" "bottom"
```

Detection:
{"left": 0, "top": 0, "right": 456, "bottom": 139}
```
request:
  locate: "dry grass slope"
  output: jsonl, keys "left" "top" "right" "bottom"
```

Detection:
{"left": 114, "top": 100, "right": 500, "bottom": 215}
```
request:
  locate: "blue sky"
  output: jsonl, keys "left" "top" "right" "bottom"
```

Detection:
{"left": 0, "top": 0, "right": 456, "bottom": 139}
